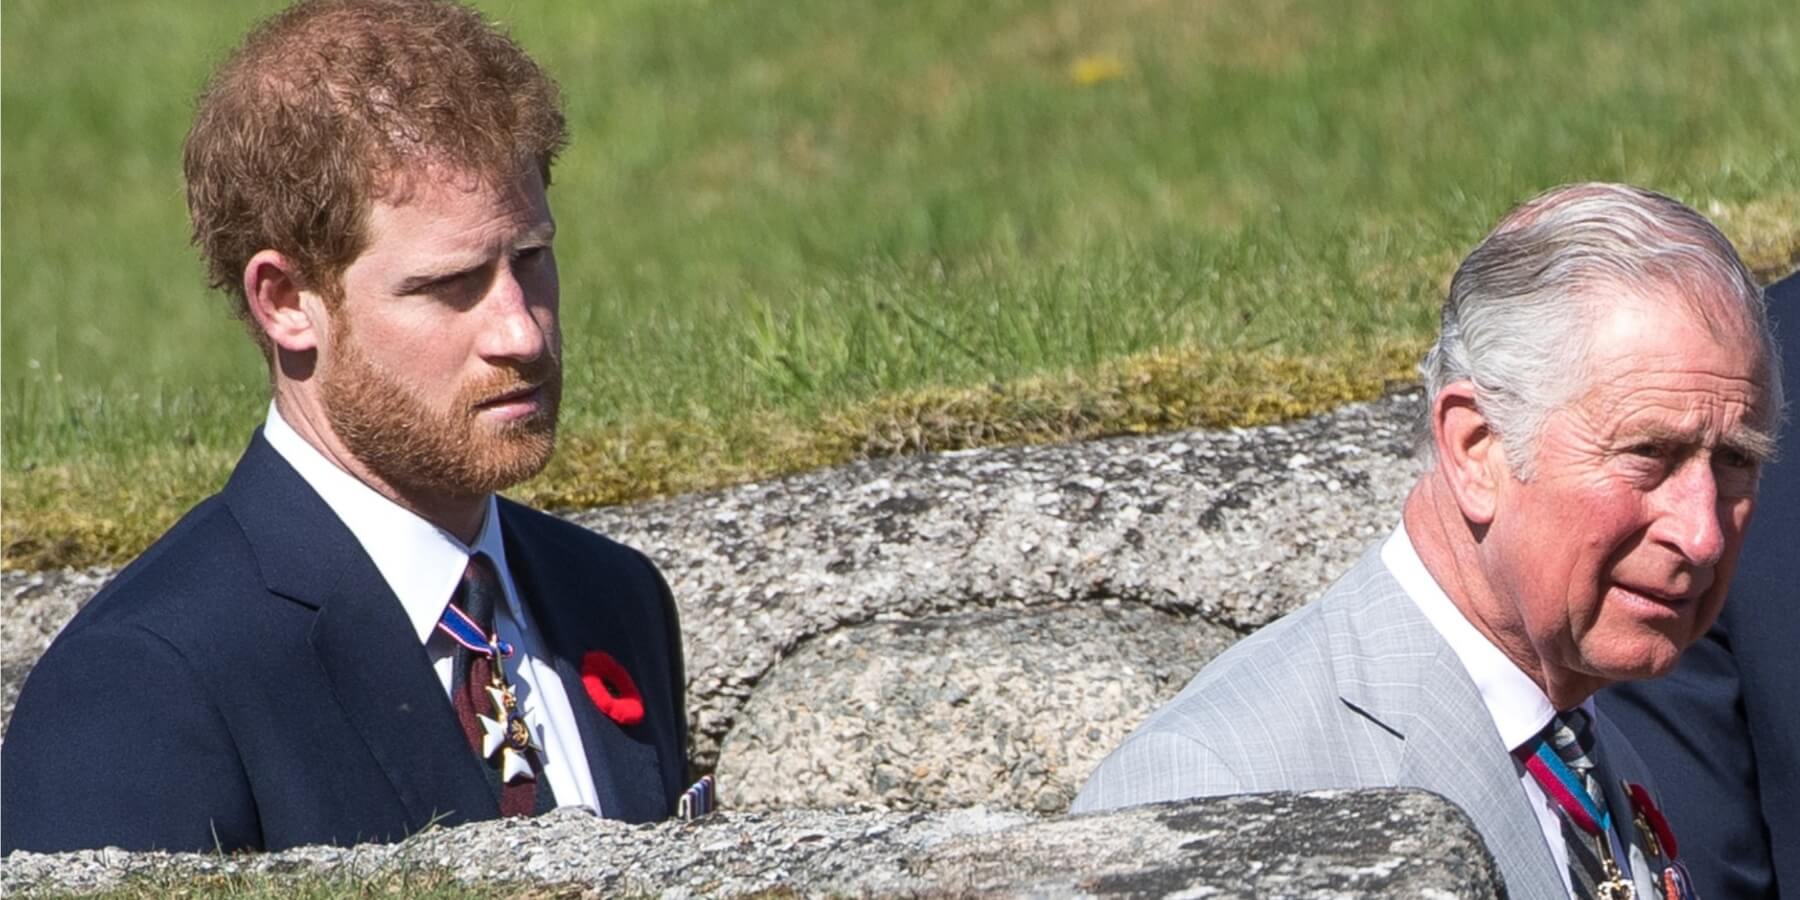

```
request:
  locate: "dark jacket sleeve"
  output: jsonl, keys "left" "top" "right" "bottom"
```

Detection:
{"left": 1, "top": 623, "right": 259, "bottom": 854}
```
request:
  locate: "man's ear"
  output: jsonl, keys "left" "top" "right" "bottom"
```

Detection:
{"left": 1431, "top": 381, "right": 1506, "bottom": 525}
{"left": 243, "top": 250, "right": 326, "bottom": 354}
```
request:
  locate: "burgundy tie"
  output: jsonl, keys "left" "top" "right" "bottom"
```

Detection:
{"left": 445, "top": 552, "right": 551, "bottom": 816}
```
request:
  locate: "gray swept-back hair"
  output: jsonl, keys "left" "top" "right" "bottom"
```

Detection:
{"left": 1420, "top": 182, "right": 1782, "bottom": 477}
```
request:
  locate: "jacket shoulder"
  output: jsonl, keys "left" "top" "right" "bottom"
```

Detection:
{"left": 1144, "top": 597, "right": 1341, "bottom": 739}
{"left": 1083, "top": 552, "right": 1411, "bottom": 807}
{"left": 1167, "top": 545, "right": 1408, "bottom": 723}
{"left": 56, "top": 493, "right": 260, "bottom": 638}
{"left": 3, "top": 495, "right": 265, "bottom": 853}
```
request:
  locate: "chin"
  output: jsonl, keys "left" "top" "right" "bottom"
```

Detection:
{"left": 1592, "top": 641, "right": 1686, "bottom": 683}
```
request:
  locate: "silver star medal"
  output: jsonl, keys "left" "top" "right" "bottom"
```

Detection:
{"left": 478, "top": 680, "right": 540, "bottom": 784}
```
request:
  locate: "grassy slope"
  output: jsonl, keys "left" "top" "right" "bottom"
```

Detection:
{"left": 4, "top": 0, "right": 1798, "bottom": 569}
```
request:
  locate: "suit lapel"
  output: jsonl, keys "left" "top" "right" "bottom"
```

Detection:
{"left": 225, "top": 433, "right": 498, "bottom": 828}
{"left": 303, "top": 567, "right": 499, "bottom": 827}
{"left": 1390, "top": 646, "right": 1566, "bottom": 899}
{"left": 501, "top": 508, "right": 667, "bottom": 820}
{"left": 1324, "top": 548, "right": 1567, "bottom": 899}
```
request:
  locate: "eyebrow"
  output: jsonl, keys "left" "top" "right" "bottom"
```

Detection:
{"left": 1628, "top": 422, "right": 1779, "bottom": 464}
{"left": 396, "top": 263, "right": 483, "bottom": 295}
{"left": 394, "top": 223, "right": 556, "bottom": 296}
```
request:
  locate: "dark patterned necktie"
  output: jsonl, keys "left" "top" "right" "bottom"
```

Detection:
{"left": 446, "top": 552, "right": 553, "bottom": 816}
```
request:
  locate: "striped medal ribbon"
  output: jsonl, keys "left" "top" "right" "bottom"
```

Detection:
{"left": 1517, "top": 734, "right": 1636, "bottom": 899}
{"left": 437, "top": 602, "right": 515, "bottom": 659}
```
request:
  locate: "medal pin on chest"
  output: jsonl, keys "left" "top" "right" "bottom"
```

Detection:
{"left": 1597, "top": 856, "right": 1635, "bottom": 900}
{"left": 1598, "top": 875, "right": 1635, "bottom": 899}
{"left": 478, "top": 673, "right": 539, "bottom": 784}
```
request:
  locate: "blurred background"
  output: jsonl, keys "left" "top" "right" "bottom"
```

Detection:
{"left": 3, "top": 0, "right": 1797, "bottom": 567}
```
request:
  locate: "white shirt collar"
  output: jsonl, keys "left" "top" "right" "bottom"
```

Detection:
{"left": 1381, "top": 521, "right": 1566, "bottom": 751}
{"left": 262, "top": 403, "right": 514, "bottom": 643}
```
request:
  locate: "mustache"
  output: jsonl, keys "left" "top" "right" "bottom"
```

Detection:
{"left": 463, "top": 354, "right": 561, "bottom": 407}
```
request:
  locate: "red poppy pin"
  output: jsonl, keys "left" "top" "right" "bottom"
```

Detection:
{"left": 581, "top": 651, "right": 644, "bottom": 726}
{"left": 1626, "top": 781, "right": 1679, "bottom": 860}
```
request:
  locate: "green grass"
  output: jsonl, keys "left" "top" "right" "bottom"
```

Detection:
{"left": 5, "top": 0, "right": 1799, "bottom": 569}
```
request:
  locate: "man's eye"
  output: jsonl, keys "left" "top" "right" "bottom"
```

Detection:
{"left": 1627, "top": 443, "right": 1668, "bottom": 459}
{"left": 1716, "top": 448, "right": 1758, "bottom": 470}
{"left": 515, "top": 246, "right": 548, "bottom": 264}
{"left": 419, "top": 269, "right": 479, "bottom": 293}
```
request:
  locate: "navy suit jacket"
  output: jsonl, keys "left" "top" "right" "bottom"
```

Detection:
{"left": 1601, "top": 270, "right": 1800, "bottom": 899}
{"left": 1, "top": 432, "right": 688, "bottom": 854}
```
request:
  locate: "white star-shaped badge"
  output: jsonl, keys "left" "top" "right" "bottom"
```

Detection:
{"left": 478, "top": 686, "right": 539, "bottom": 784}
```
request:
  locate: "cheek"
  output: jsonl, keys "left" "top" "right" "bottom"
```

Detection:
{"left": 534, "top": 299, "right": 560, "bottom": 332}
{"left": 1514, "top": 481, "right": 1632, "bottom": 570}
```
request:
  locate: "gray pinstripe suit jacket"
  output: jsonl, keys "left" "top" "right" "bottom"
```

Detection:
{"left": 1073, "top": 544, "right": 1667, "bottom": 900}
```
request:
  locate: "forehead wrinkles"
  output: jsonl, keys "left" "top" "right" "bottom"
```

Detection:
{"left": 1575, "top": 300, "right": 1775, "bottom": 427}
{"left": 1582, "top": 371, "right": 1772, "bottom": 451}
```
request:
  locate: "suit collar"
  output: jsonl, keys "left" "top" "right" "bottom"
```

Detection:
{"left": 222, "top": 430, "right": 365, "bottom": 606}
{"left": 1380, "top": 524, "right": 1557, "bottom": 750}
{"left": 1591, "top": 711, "right": 1667, "bottom": 895}
{"left": 1322, "top": 543, "right": 1443, "bottom": 729}
{"left": 500, "top": 503, "right": 585, "bottom": 665}
{"left": 262, "top": 404, "right": 500, "bottom": 643}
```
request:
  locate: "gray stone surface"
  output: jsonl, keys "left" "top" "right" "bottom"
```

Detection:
{"left": 718, "top": 606, "right": 1238, "bottom": 813}
{"left": 580, "top": 391, "right": 1423, "bottom": 773}
{"left": 1, "top": 790, "right": 1502, "bottom": 898}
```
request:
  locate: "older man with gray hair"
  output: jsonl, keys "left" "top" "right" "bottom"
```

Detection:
{"left": 1075, "top": 183, "right": 1782, "bottom": 900}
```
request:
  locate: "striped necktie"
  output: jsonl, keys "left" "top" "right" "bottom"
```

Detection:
{"left": 1518, "top": 709, "right": 1634, "bottom": 900}
{"left": 441, "top": 552, "right": 554, "bottom": 816}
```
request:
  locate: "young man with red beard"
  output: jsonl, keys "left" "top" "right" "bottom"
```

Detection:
{"left": 2, "top": 0, "right": 689, "bottom": 853}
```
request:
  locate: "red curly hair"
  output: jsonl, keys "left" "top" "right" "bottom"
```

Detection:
{"left": 183, "top": 0, "right": 567, "bottom": 349}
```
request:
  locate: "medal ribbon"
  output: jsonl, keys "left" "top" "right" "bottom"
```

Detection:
{"left": 437, "top": 602, "right": 515, "bottom": 658}
{"left": 1520, "top": 739, "right": 1608, "bottom": 836}
{"left": 1516, "top": 736, "right": 1636, "bottom": 890}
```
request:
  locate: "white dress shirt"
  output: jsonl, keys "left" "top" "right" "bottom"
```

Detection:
{"left": 264, "top": 404, "right": 600, "bottom": 814}
{"left": 1382, "top": 522, "right": 1582, "bottom": 897}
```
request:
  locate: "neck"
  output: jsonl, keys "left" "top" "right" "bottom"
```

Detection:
{"left": 1401, "top": 473, "right": 1601, "bottom": 710}
{"left": 272, "top": 386, "right": 488, "bottom": 543}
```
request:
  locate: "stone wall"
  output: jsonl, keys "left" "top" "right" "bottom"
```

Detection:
{"left": 5, "top": 791, "right": 1503, "bottom": 897}
{"left": 572, "top": 390, "right": 1422, "bottom": 809}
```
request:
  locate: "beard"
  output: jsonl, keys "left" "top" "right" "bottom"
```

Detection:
{"left": 321, "top": 327, "right": 562, "bottom": 502}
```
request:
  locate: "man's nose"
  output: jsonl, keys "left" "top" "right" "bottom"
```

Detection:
{"left": 1651, "top": 459, "right": 1727, "bottom": 567}
{"left": 478, "top": 267, "right": 549, "bottom": 363}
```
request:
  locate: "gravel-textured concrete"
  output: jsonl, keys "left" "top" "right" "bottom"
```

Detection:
{"left": 718, "top": 606, "right": 1238, "bottom": 813}
{"left": 2, "top": 790, "right": 1502, "bottom": 898}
